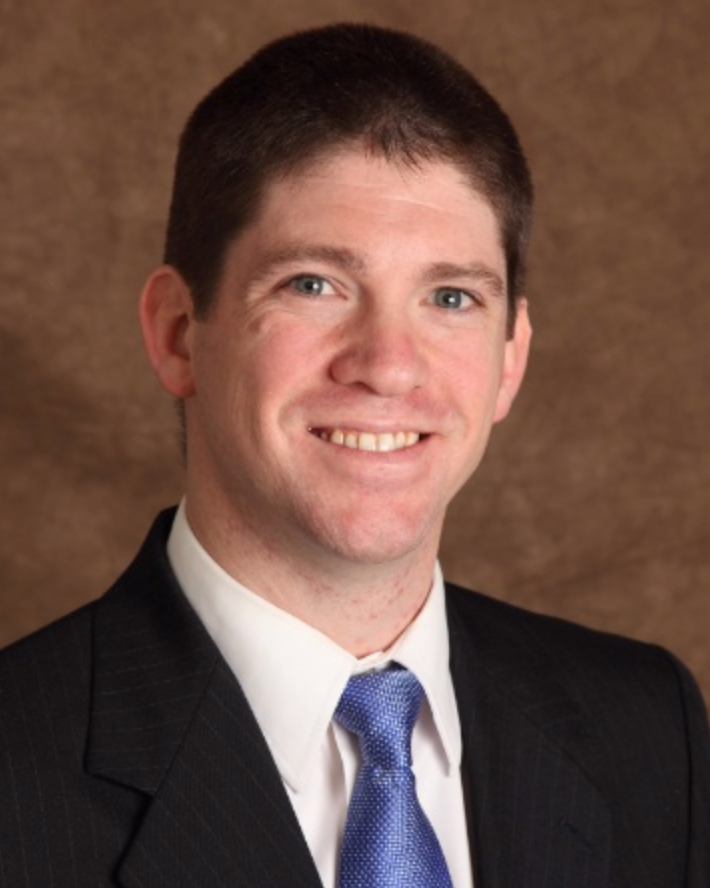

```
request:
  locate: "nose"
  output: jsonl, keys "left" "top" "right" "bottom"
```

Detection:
{"left": 328, "top": 304, "right": 428, "bottom": 396}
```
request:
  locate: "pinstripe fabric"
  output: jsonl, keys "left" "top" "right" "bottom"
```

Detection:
{"left": 0, "top": 508, "right": 708, "bottom": 887}
{"left": 447, "top": 585, "right": 710, "bottom": 887}
{"left": 0, "top": 513, "right": 320, "bottom": 888}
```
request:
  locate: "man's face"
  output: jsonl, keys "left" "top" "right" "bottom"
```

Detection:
{"left": 181, "top": 149, "right": 529, "bottom": 570}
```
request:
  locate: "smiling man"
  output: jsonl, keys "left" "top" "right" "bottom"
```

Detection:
{"left": 1, "top": 23, "right": 708, "bottom": 888}
{"left": 143, "top": 149, "right": 527, "bottom": 657}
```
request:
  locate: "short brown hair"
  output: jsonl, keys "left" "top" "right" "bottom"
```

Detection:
{"left": 164, "top": 23, "right": 533, "bottom": 322}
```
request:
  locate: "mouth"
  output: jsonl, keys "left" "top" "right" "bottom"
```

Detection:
{"left": 309, "top": 427, "right": 426, "bottom": 453}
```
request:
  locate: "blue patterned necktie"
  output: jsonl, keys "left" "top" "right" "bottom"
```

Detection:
{"left": 334, "top": 665, "right": 454, "bottom": 888}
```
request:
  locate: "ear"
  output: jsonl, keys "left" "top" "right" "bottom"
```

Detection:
{"left": 139, "top": 265, "right": 197, "bottom": 399}
{"left": 493, "top": 298, "right": 532, "bottom": 423}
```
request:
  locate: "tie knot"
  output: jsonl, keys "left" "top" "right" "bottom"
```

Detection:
{"left": 334, "top": 666, "right": 424, "bottom": 770}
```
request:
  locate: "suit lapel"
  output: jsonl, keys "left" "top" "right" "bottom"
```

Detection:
{"left": 85, "top": 513, "right": 613, "bottom": 887}
{"left": 447, "top": 584, "right": 612, "bottom": 888}
{"left": 86, "top": 511, "right": 321, "bottom": 888}
{"left": 118, "top": 657, "right": 321, "bottom": 888}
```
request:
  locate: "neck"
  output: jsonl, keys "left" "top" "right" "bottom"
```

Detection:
{"left": 184, "top": 500, "right": 441, "bottom": 658}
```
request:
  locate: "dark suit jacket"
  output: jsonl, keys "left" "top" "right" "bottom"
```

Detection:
{"left": 1, "top": 510, "right": 709, "bottom": 887}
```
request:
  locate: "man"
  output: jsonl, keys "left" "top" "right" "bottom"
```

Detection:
{"left": 1, "top": 23, "right": 708, "bottom": 888}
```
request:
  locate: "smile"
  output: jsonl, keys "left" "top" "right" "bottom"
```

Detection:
{"left": 313, "top": 428, "right": 422, "bottom": 452}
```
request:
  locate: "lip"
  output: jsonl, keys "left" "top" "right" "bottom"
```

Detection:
{"left": 331, "top": 429, "right": 417, "bottom": 451}
{"left": 308, "top": 420, "right": 432, "bottom": 433}
{"left": 309, "top": 425, "right": 433, "bottom": 455}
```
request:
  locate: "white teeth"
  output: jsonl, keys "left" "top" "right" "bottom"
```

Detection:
{"left": 359, "top": 432, "right": 377, "bottom": 452}
{"left": 317, "top": 428, "right": 422, "bottom": 452}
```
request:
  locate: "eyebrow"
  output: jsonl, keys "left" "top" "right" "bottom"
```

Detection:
{"left": 248, "top": 245, "right": 366, "bottom": 285}
{"left": 420, "top": 262, "right": 506, "bottom": 300}
{"left": 248, "top": 244, "right": 505, "bottom": 299}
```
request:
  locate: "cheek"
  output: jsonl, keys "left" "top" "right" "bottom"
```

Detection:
{"left": 218, "top": 322, "right": 326, "bottom": 435}
{"left": 246, "top": 313, "right": 334, "bottom": 387}
{"left": 441, "top": 340, "right": 504, "bottom": 409}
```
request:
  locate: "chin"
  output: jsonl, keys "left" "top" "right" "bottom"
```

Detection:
{"left": 306, "top": 512, "right": 441, "bottom": 568}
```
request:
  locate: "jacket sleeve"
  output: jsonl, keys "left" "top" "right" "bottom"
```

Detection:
{"left": 668, "top": 652, "right": 710, "bottom": 887}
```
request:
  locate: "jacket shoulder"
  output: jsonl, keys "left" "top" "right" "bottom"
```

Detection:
{"left": 445, "top": 579, "right": 693, "bottom": 687}
{"left": 445, "top": 580, "right": 710, "bottom": 779}
{"left": 0, "top": 512, "right": 181, "bottom": 886}
{"left": 445, "top": 582, "right": 710, "bottom": 884}
{"left": 0, "top": 602, "right": 95, "bottom": 733}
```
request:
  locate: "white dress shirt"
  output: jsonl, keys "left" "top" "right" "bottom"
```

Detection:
{"left": 167, "top": 501, "right": 473, "bottom": 887}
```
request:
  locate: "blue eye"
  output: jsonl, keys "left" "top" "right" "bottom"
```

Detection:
{"left": 289, "top": 275, "right": 330, "bottom": 296}
{"left": 433, "top": 288, "right": 473, "bottom": 309}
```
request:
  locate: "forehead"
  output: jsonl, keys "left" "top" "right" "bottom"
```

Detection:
{"left": 243, "top": 149, "right": 505, "bottom": 266}
{"left": 272, "top": 147, "right": 495, "bottom": 214}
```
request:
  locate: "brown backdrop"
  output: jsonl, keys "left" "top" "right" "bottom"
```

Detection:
{"left": 2, "top": 0, "right": 709, "bottom": 703}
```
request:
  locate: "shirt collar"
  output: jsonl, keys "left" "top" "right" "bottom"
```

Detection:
{"left": 167, "top": 501, "right": 461, "bottom": 792}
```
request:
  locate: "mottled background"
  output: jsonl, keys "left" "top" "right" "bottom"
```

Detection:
{"left": 2, "top": 0, "right": 709, "bottom": 702}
